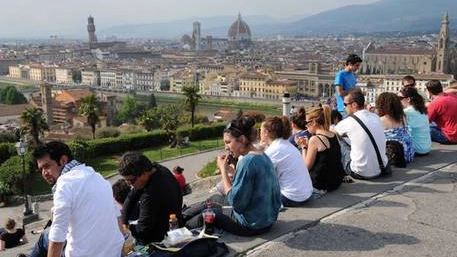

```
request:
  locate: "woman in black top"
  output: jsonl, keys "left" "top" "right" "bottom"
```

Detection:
{"left": 297, "top": 105, "right": 345, "bottom": 191}
{"left": 0, "top": 218, "right": 28, "bottom": 251}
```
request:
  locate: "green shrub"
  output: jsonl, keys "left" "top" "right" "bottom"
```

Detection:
{"left": 0, "top": 153, "right": 34, "bottom": 195}
{"left": 68, "top": 140, "right": 94, "bottom": 162}
{"left": 178, "top": 123, "right": 225, "bottom": 141}
{"left": 0, "top": 143, "right": 16, "bottom": 165}
{"left": 95, "top": 127, "right": 121, "bottom": 139}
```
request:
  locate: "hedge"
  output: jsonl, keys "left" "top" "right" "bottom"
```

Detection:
{"left": 68, "top": 122, "right": 226, "bottom": 160}
{"left": 0, "top": 153, "right": 34, "bottom": 195}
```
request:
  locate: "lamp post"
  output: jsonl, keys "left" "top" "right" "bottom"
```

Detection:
{"left": 15, "top": 138, "right": 32, "bottom": 216}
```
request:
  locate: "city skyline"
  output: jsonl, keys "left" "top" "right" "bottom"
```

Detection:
{"left": 0, "top": 0, "right": 379, "bottom": 38}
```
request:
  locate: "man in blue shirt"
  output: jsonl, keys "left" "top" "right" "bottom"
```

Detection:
{"left": 334, "top": 54, "right": 363, "bottom": 117}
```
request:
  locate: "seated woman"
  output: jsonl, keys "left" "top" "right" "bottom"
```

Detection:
{"left": 288, "top": 107, "right": 311, "bottom": 148}
{"left": 399, "top": 87, "right": 432, "bottom": 155}
{"left": 376, "top": 92, "right": 415, "bottom": 163}
{"left": 260, "top": 116, "right": 313, "bottom": 206}
{"left": 297, "top": 105, "right": 345, "bottom": 191}
{"left": 0, "top": 218, "right": 28, "bottom": 251}
{"left": 185, "top": 116, "right": 281, "bottom": 236}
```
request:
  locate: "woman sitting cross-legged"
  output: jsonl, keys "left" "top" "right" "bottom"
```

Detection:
{"left": 260, "top": 116, "right": 313, "bottom": 206}
{"left": 184, "top": 116, "right": 281, "bottom": 236}
{"left": 297, "top": 105, "right": 345, "bottom": 192}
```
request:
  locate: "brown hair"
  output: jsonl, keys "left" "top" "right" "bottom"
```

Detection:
{"left": 306, "top": 105, "right": 332, "bottom": 131}
{"left": 399, "top": 87, "right": 427, "bottom": 115}
{"left": 262, "top": 116, "right": 292, "bottom": 140}
{"left": 290, "top": 107, "right": 307, "bottom": 130}
{"left": 376, "top": 92, "right": 405, "bottom": 123}
{"left": 426, "top": 80, "right": 443, "bottom": 95}
{"left": 5, "top": 218, "right": 16, "bottom": 230}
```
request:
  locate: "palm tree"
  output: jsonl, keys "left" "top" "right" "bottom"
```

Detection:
{"left": 20, "top": 108, "right": 49, "bottom": 147}
{"left": 79, "top": 94, "right": 100, "bottom": 139}
{"left": 181, "top": 85, "right": 201, "bottom": 127}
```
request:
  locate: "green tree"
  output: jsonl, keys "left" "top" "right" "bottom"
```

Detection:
{"left": 79, "top": 94, "right": 100, "bottom": 139}
{"left": 0, "top": 85, "right": 27, "bottom": 104}
{"left": 138, "top": 109, "right": 160, "bottom": 131}
{"left": 116, "top": 96, "right": 146, "bottom": 124}
{"left": 20, "top": 108, "right": 49, "bottom": 147}
{"left": 182, "top": 85, "right": 201, "bottom": 127}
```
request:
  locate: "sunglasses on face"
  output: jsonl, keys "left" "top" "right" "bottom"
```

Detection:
{"left": 343, "top": 102, "right": 353, "bottom": 107}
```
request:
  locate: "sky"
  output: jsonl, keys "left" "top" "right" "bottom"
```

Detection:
{"left": 0, "top": 0, "right": 380, "bottom": 38}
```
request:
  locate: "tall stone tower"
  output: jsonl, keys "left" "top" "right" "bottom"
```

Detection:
{"left": 436, "top": 12, "right": 449, "bottom": 73}
{"left": 87, "top": 16, "right": 98, "bottom": 49}
{"left": 192, "top": 22, "right": 201, "bottom": 51}
{"left": 40, "top": 82, "right": 53, "bottom": 125}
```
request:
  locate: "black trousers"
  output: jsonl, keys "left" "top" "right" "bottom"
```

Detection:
{"left": 183, "top": 194, "right": 271, "bottom": 237}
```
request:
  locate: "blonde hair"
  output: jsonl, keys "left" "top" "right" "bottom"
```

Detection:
{"left": 306, "top": 105, "right": 332, "bottom": 131}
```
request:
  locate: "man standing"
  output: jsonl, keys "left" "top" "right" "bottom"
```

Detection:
{"left": 334, "top": 89, "right": 388, "bottom": 179}
{"left": 32, "top": 141, "right": 123, "bottom": 257}
{"left": 334, "top": 54, "right": 363, "bottom": 117}
{"left": 119, "top": 152, "right": 182, "bottom": 245}
{"left": 426, "top": 80, "right": 457, "bottom": 144}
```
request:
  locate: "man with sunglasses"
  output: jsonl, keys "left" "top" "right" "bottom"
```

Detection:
{"left": 333, "top": 89, "right": 388, "bottom": 180}
{"left": 119, "top": 152, "right": 182, "bottom": 245}
{"left": 334, "top": 54, "right": 363, "bottom": 118}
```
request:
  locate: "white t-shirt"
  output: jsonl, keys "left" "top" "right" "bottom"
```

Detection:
{"left": 49, "top": 164, "right": 124, "bottom": 257}
{"left": 334, "top": 110, "right": 388, "bottom": 178}
{"left": 264, "top": 138, "right": 313, "bottom": 202}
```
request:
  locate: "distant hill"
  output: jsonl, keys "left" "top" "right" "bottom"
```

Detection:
{"left": 282, "top": 0, "right": 457, "bottom": 35}
{"left": 97, "top": 15, "right": 298, "bottom": 39}
{"left": 97, "top": 0, "right": 457, "bottom": 39}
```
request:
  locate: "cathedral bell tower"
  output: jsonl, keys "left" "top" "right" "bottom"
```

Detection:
{"left": 436, "top": 12, "right": 449, "bottom": 73}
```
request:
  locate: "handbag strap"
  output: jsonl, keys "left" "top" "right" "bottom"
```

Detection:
{"left": 349, "top": 114, "right": 385, "bottom": 170}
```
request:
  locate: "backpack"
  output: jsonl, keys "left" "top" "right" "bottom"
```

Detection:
{"left": 386, "top": 140, "right": 406, "bottom": 168}
{"left": 139, "top": 237, "right": 229, "bottom": 257}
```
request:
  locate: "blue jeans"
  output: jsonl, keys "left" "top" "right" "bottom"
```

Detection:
{"left": 430, "top": 125, "right": 449, "bottom": 144}
{"left": 29, "top": 228, "right": 65, "bottom": 257}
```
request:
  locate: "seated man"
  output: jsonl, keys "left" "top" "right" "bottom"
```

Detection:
{"left": 32, "top": 141, "right": 124, "bottom": 257}
{"left": 119, "top": 152, "right": 183, "bottom": 245}
{"left": 334, "top": 89, "right": 388, "bottom": 179}
{"left": 426, "top": 80, "right": 457, "bottom": 144}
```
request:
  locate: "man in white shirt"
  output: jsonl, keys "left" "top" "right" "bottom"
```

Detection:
{"left": 32, "top": 141, "right": 124, "bottom": 257}
{"left": 334, "top": 89, "right": 388, "bottom": 179}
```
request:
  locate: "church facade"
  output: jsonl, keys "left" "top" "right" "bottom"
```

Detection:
{"left": 361, "top": 13, "right": 457, "bottom": 77}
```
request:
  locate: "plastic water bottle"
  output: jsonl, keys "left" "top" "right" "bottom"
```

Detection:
{"left": 202, "top": 201, "right": 216, "bottom": 235}
{"left": 122, "top": 225, "right": 134, "bottom": 256}
{"left": 169, "top": 214, "right": 179, "bottom": 230}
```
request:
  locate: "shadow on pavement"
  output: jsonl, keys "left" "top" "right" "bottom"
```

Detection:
{"left": 284, "top": 222, "right": 418, "bottom": 252}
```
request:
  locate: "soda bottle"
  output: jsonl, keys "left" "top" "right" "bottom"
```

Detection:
{"left": 169, "top": 214, "right": 179, "bottom": 230}
{"left": 122, "top": 224, "right": 134, "bottom": 256}
{"left": 202, "top": 201, "right": 216, "bottom": 235}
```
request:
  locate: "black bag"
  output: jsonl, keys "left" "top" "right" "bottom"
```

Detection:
{"left": 146, "top": 237, "right": 229, "bottom": 257}
{"left": 386, "top": 140, "right": 406, "bottom": 168}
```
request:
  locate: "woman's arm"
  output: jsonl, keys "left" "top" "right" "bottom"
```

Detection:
{"left": 0, "top": 239, "right": 5, "bottom": 251}
{"left": 217, "top": 153, "right": 232, "bottom": 194}
{"left": 303, "top": 136, "right": 318, "bottom": 169}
